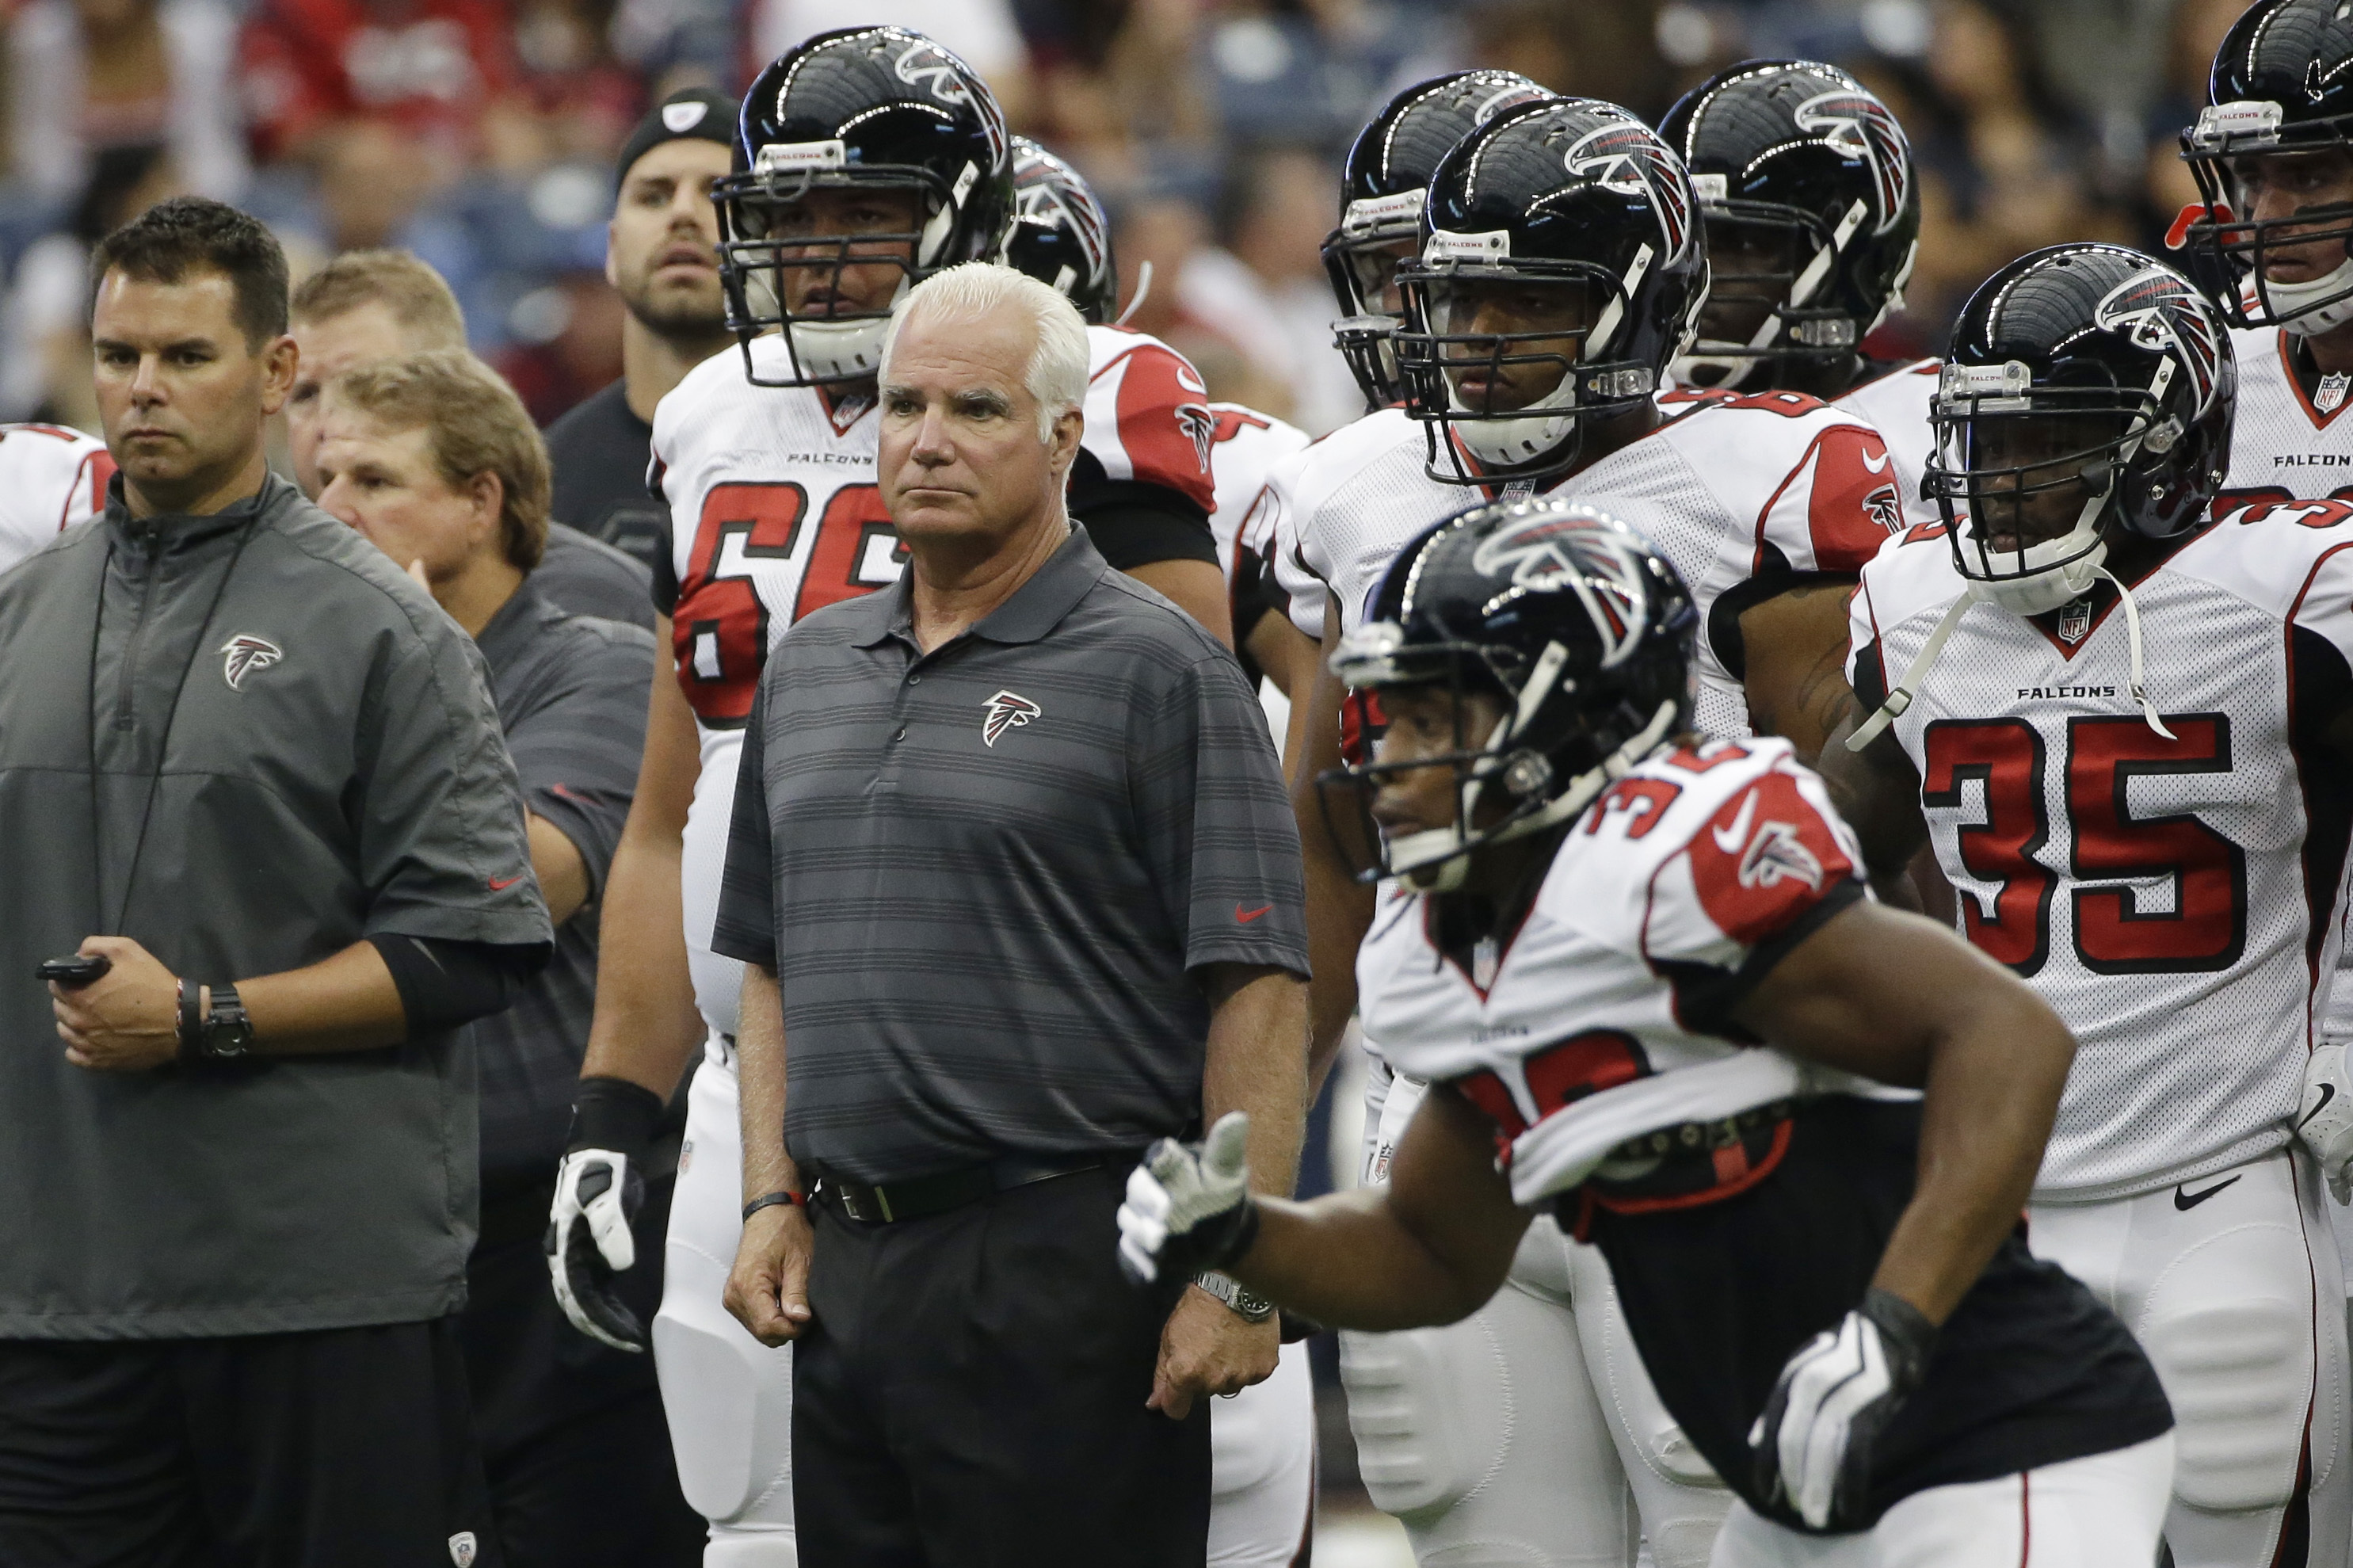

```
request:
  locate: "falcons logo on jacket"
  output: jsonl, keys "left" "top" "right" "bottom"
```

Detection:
{"left": 982, "top": 689, "right": 1040, "bottom": 746}
{"left": 219, "top": 633, "right": 282, "bottom": 691}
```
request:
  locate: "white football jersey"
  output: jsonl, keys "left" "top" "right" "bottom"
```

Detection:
{"left": 650, "top": 336, "right": 898, "bottom": 1040}
{"left": 1201, "top": 402, "right": 1307, "bottom": 583}
{"left": 0, "top": 422, "right": 112, "bottom": 574}
{"left": 1359, "top": 735, "right": 1885, "bottom": 1203}
{"left": 1847, "top": 501, "right": 2353, "bottom": 1199}
{"left": 1264, "top": 394, "right": 1905, "bottom": 737}
{"left": 2218, "top": 324, "right": 2353, "bottom": 506}
{"left": 1832, "top": 359, "right": 1939, "bottom": 532}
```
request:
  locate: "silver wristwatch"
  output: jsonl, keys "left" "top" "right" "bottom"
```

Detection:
{"left": 1195, "top": 1269, "right": 1274, "bottom": 1323}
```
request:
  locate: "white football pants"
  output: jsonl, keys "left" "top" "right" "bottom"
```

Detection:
{"left": 2028, "top": 1147, "right": 2348, "bottom": 1568}
{"left": 1709, "top": 1432, "right": 2175, "bottom": 1567}
{"left": 654, "top": 1036, "right": 1318, "bottom": 1568}
{"left": 1340, "top": 1060, "right": 1730, "bottom": 1567}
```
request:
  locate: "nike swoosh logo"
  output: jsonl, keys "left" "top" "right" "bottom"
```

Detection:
{"left": 2173, "top": 1175, "right": 2242, "bottom": 1211}
{"left": 489, "top": 875, "right": 524, "bottom": 891}
{"left": 1860, "top": 447, "right": 1892, "bottom": 474}
{"left": 1235, "top": 903, "right": 1273, "bottom": 923}
{"left": 1711, "top": 792, "right": 1757, "bottom": 855}
{"left": 2302, "top": 1081, "right": 2336, "bottom": 1130}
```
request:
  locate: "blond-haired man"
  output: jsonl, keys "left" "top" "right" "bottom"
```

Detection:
{"left": 316, "top": 350, "right": 700, "bottom": 1567}
{"left": 291, "top": 250, "right": 654, "bottom": 630}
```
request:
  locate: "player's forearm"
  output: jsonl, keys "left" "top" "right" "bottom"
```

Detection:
{"left": 578, "top": 824, "right": 704, "bottom": 1097}
{"left": 1295, "top": 773, "right": 1373, "bottom": 1094}
{"left": 1873, "top": 982, "right": 2073, "bottom": 1326}
{"left": 1202, "top": 966, "right": 1310, "bottom": 1198}
{"left": 735, "top": 963, "right": 803, "bottom": 1198}
{"left": 1232, "top": 1189, "right": 1497, "bottom": 1330}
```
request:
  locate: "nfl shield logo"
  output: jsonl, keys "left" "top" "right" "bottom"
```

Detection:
{"left": 2320, "top": 372, "right": 2350, "bottom": 414}
{"left": 2057, "top": 597, "right": 2093, "bottom": 645}
{"left": 449, "top": 1532, "right": 478, "bottom": 1567}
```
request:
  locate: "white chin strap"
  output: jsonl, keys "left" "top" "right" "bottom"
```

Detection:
{"left": 2271, "top": 255, "right": 2353, "bottom": 337}
{"left": 1451, "top": 378, "right": 1578, "bottom": 468}
{"left": 1848, "top": 534, "right": 2171, "bottom": 752}
{"left": 785, "top": 275, "right": 910, "bottom": 381}
{"left": 1389, "top": 698, "right": 1682, "bottom": 892}
{"left": 1668, "top": 345, "right": 1761, "bottom": 390}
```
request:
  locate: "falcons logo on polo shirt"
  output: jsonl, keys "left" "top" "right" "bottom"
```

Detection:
{"left": 982, "top": 689, "right": 1041, "bottom": 746}
{"left": 219, "top": 633, "right": 282, "bottom": 691}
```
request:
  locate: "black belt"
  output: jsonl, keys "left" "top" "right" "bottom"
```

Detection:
{"left": 822, "top": 1153, "right": 1115, "bottom": 1225}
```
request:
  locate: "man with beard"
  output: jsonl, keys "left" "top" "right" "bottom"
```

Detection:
{"left": 545, "top": 90, "right": 738, "bottom": 571}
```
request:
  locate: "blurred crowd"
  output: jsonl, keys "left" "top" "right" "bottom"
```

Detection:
{"left": 0, "top": 0, "right": 2260, "bottom": 436}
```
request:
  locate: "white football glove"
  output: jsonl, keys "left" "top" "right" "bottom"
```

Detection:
{"left": 547, "top": 1148, "right": 647, "bottom": 1353}
{"left": 1117, "top": 1112, "right": 1259, "bottom": 1287}
{"left": 2300, "top": 1043, "right": 2353, "bottom": 1204}
{"left": 1749, "top": 1288, "right": 1938, "bottom": 1530}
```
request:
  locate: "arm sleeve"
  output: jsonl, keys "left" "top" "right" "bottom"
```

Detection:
{"left": 710, "top": 678, "right": 778, "bottom": 967}
{"left": 1130, "top": 650, "right": 1311, "bottom": 979}
{"left": 368, "top": 932, "right": 543, "bottom": 1035}
{"left": 1638, "top": 764, "right": 1865, "bottom": 1036}
{"left": 1067, "top": 459, "right": 1219, "bottom": 569}
{"left": 506, "top": 623, "right": 654, "bottom": 902}
{"left": 356, "top": 611, "right": 553, "bottom": 957}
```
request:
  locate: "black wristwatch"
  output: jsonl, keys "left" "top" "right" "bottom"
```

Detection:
{"left": 198, "top": 983, "right": 255, "bottom": 1060}
{"left": 1196, "top": 1269, "right": 1274, "bottom": 1323}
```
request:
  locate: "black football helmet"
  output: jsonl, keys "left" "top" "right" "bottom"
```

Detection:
{"left": 1320, "top": 495, "right": 1695, "bottom": 891}
{"left": 1660, "top": 59, "right": 1920, "bottom": 389}
{"left": 999, "top": 138, "right": 1116, "bottom": 324}
{"left": 715, "top": 27, "right": 1015, "bottom": 387}
{"left": 1394, "top": 99, "right": 1708, "bottom": 486}
{"left": 1926, "top": 245, "right": 2233, "bottom": 616}
{"left": 1324, "top": 71, "right": 1552, "bottom": 410}
{"left": 2178, "top": 0, "right": 2353, "bottom": 334}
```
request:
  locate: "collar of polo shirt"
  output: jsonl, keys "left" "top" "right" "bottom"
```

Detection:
{"left": 852, "top": 526, "right": 1100, "bottom": 651}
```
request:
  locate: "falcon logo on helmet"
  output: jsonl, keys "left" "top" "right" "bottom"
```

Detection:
{"left": 1565, "top": 121, "right": 1694, "bottom": 261}
{"left": 895, "top": 39, "right": 976, "bottom": 111}
{"left": 1469, "top": 509, "right": 1653, "bottom": 668}
{"left": 2095, "top": 268, "right": 2224, "bottom": 414}
{"left": 1794, "top": 90, "right": 1911, "bottom": 232}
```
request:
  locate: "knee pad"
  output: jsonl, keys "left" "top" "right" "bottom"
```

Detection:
{"left": 1340, "top": 1322, "right": 1507, "bottom": 1521}
{"left": 700, "top": 1528, "right": 798, "bottom": 1568}
{"left": 651, "top": 1302, "right": 795, "bottom": 1527}
{"left": 2142, "top": 1298, "right": 2309, "bottom": 1513}
{"left": 1339, "top": 1284, "right": 1604, "bottom": 1532}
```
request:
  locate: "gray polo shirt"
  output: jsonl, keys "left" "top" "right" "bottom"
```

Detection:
{"left": 470, "top": 587, "right": 654, "bottom": 1202}
{"left": 712, "top": 528, "right": 1308, "bottom": 1185}
{"left": 0, "top": 474, "right": 551, "bottom": 1339}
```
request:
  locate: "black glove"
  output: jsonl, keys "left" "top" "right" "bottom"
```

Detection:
{"left": 1750, "top": 1287, "right": 1939, "bottom": 1530}
{"left": 545, "top": 1076, "right": 665, "bottom": 1352}
{"left": 1116, "top": 1112, "right": 1261, "bottom": 1287}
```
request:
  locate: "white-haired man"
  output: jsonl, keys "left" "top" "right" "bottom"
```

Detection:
{"left": 712, "top": 263, "right": 1311, "bottom": 1566}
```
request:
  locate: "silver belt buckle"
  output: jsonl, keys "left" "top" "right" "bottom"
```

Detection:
{"left": 838, "top": 1187, "right": 870, "bottom": 1223}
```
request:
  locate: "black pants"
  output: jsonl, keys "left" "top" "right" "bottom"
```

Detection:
{"left": 0, "top": 1318, "right": 496, "bottom": 1568}
{"left": 795, "top": 1165, "right": 1211, "bottom": 1567}
{"left": 460, "top": 1174, "right": 703, "bottom": 1568}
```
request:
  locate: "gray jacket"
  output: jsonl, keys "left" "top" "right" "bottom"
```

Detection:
{"left": 0, "top": 474, "right": 551, "bottom": 1339}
